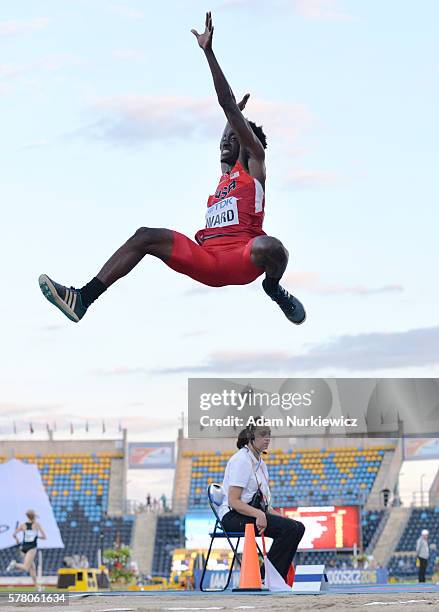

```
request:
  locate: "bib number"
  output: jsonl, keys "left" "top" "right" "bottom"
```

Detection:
{"left": 205, "top": 197, "right": 239, "bottom": 229}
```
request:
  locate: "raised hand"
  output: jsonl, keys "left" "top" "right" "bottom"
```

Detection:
{"left": 191, "top": 11, "right": 214, "bottom": 51}
{"left": 238, "top": 93, "right": 250, "bottom": 111}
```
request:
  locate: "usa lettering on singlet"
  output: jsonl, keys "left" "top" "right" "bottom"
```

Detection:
{"left": 195, "top": 161, "right": 265, "bottom": 244}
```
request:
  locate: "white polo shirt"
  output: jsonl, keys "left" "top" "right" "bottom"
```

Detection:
{"left": 218, "top": 446, "right": 271, "bottom": 520}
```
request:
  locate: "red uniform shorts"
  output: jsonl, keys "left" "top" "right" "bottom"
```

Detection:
{"left": 166, "top": 231, "right": 265, "bottom": 287}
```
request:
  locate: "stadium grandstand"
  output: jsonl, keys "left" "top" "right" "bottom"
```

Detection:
{"left": 1, "top": 430, "right": 439, "bottom": 587}
{"left": 0, "top": 436, "right": 134, "bottom": 580}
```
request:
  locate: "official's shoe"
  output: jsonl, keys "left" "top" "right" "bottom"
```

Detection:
{"left": 38, "top": 274, "right": 87, "bottom": 323}
{"left": 263, "top": 279, "right": 306, "bottom": 325}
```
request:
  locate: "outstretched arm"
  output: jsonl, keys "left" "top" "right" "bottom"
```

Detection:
{"left": 192, "top": 12, "right": 265, "bottom": 161}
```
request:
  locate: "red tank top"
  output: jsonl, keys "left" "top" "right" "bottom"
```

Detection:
{"left": 195, "top": 161, "right": 265, "bottom": 244}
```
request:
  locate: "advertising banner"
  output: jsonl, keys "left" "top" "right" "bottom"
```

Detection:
{"left": 128, "top": 442, "right": 175, "bottom": 469}
{"left": 282, "top": 506, "right": 360, "bottom": 550}
{"left": 326, "top": 568, "right": 388, "bottom": 584}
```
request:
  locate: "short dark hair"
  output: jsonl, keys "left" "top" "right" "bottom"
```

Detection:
{"left": 236, "top": 423, "right": 271, "bottom": 449}
{"left": 247, "top": 119, "right": 267, "bottom": 149}
{"left": 237, "top": 427, "right": 251, "bottom": 449}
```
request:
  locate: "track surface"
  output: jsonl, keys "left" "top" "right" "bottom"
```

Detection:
{"left": 1, "top": 585, "right": 439, "bottom": 612}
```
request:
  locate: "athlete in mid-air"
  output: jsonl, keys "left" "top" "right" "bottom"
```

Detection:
{"left": 39, "top": 12, "right": 305, "bottom": 325}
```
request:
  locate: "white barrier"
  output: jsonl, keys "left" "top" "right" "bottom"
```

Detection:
{"left": 291, "top": 564, "right": 328, "bottom": 594}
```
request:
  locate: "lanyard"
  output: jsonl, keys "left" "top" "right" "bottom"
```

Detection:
{"left": 247, "top": 447, "right": 270, "bottom": 504}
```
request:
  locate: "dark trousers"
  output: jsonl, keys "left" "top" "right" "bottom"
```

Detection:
{"left": 418, "top": 556, "right": 428, "bottom": 582}
{"left": 222, "top": 510, "right": 305, "bottom": 580}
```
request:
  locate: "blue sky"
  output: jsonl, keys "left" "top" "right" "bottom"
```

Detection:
{"left": 1, "top": 0, "right": 439, "bottom": 447}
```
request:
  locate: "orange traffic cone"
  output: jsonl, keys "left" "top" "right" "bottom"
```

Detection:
{"left": 286, "top": 563, "right": 295, "bottom": 586}
{"left": 232, "top": 523, "right": 267, "bottom": 591}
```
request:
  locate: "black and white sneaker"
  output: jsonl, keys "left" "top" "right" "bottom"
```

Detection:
{"left": 263, "top": 279, "right": 306, "bottom": 325}
{"left": 38, "top": 274, "right": 87, "bottom": 323}
{"left": 6, "top": 560, "right": 17, "bottom": 572}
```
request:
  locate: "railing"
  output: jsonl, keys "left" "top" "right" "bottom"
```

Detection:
{"left": 125, "top": 499, "right": 173, "bottom": 514}
{"left": 410, "top": 491, "right": 432, "bottom": 507}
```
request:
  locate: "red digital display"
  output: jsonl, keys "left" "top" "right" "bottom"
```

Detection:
{"left": 278, "top": 506, "right": 360, "bottom": 550}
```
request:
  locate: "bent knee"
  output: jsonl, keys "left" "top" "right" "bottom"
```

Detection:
{"left": 129, "top": 226, "right": 151, "bottom": 247}
{"left": 129, "top": 227, "right": 172, "bottom": 252}
{"left": 131, "top": 226, "right": 161, "bottom": 242}
{"left": 252, "top": 236, "right": 289, "bottom": 261}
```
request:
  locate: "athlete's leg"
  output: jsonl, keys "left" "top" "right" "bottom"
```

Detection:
{"left": 29, "top": 561, "right": 37, "bottom": 587}
{"left": 250, "top": 235, "right": 306, "bottom": 325}
{"left": 250, "top": 235, "right": 289, "bottom": 287}
{"left": 39, "top": 228, "right": 174, "bottom": 322}
{"left": 95, "top": 227, "right": 174, "bottom": 288}
{"left": 15, "top": 548, "right": 37, "bottom": 574}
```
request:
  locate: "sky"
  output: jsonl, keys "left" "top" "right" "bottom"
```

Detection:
{"left": 1, "top": 1, "right": 438, "bottom": 499}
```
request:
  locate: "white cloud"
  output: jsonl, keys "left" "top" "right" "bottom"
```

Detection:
{"left": 110, "top": 5, "right": 145, "bottom": 19}
{"left": 245, "top": 99, "right": 317, "bottom": 146}
{"left": 0, "top": 64, "right": 26, "bottom": 79}
{"left": 154, "top": 325, "right": 439, "bottom": 374}
{"left": 0, "top": 414, "right": 176, "bottom": 441}
{"left": 180, "top": 330, "right": 208, "bottom": 338}
{"left": 90, "top": 366, "right": 148, "bottom": 377}
{"left": 0, "top": 402, "right": 65, "bottom": 419}
{"left": 20, "top": 140, "right": 50, "bottom": 150}
{"left": 77, "top": 94, "right": 220, "bottom": 145}
{"left": 0, "top": 17, "right": 52, "bottom": 37}
{"left": 216, "top": 0, "right": 264, "bottom": 9}
{"left": 0, "top": 54, "right": 82, "bottom": 83}
{"left": 76, "top": 94, "right": 315, "bottom": 148}
{"left": 217, "top": 0, "right": 354, "bottom": 21}
{"left": 292, "top": 0, "right": 354, "bottom": 21}
{"left": 37, "top": 53, "right": 82, "bottom": 72}
{"left": 282, "top": 271, "right": 404, "bottom": 296}
{"left": 284, "top": 169, "right": 345, "bottom": 189}
{"left": 111, "top": 49, "right": 145, "bottom": 61}
{"left": 39, "top": 324, "right": 62, "bottom": 331}
{"left": 0, "top": 54, "right": 82, "bottom": 98}
{"left": 183, "top": 271, "right": 403, "bottom": 298}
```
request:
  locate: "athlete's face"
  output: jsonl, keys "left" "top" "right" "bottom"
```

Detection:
{"left": 220, "top": 126, "right": 240, "bottom": 165}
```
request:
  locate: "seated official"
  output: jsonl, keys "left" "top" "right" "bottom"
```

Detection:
{"left": 219, "top": 424, "right": 305, "bottom": 580}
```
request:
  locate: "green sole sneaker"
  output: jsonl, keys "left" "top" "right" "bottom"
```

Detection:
{"left": 38, "top": 274, "right": 87, "bottom": 322}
